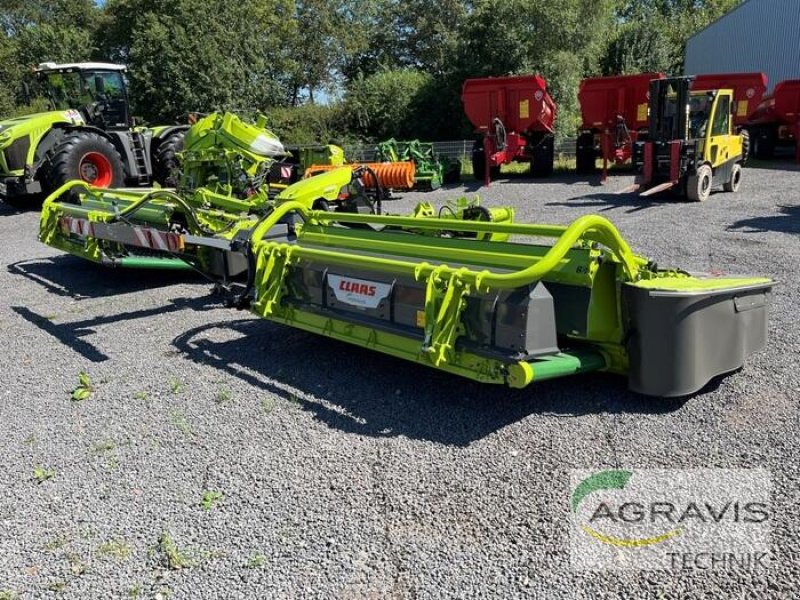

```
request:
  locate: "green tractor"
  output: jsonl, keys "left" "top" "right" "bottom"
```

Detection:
{"left": 0, "top": 62, "right": 188, "bottom": 208}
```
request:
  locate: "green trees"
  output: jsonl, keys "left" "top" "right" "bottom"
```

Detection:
{"left": 0, "top": 0, "right": 743, "bottom": 139}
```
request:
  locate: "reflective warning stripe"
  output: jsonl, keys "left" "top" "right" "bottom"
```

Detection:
{"left": 58, "top": 217, "right": 183, "bottom": 251}
{"left": 60, "top": 216, "right": 95, "bottom": 238}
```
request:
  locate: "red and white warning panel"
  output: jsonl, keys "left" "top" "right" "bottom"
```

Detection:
{"left": 59, "top": 217, "right": 184, "bottom": 252}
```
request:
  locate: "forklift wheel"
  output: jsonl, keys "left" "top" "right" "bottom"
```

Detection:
{"left": 686, "top": 164, "right": 712, "bottom": 202}
{"left": 723, "top": 163, "right": 742, "bottom": 193}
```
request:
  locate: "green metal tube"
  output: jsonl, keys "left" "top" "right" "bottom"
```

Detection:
{"left": 530, "top": 351, "right": 607, "bottom": 382}
{"left": 251, "top": 203, "right": 642, "bottom": 283}
{"left": 114, "top": 257, "right": 194, "bottom": 270}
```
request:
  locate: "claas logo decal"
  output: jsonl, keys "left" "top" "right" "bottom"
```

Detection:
{"left": 329, "top": 274, "right": 391, "bottom": 309}
{"left": 338, "top": 279, "right": 377, "bottom": 297}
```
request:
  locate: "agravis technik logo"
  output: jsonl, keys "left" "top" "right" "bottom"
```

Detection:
{"left": 569, "top": 469, "right": 771, "bottom": 571}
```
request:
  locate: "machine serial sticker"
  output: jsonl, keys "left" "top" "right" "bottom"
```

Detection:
{"left": 637, "top": 103, "right": 648, "bottom": 122}
{"left": 519, "top": 99, "right": 530, "bottom": 119}
{"left": 415, "top": 311, "right": 426, "bottom": 328}
{"left": 329, "top": 274, "right": 391, "bottom": 309}
{"left": 737, "top": 100, "right": 749, "bottom": 117}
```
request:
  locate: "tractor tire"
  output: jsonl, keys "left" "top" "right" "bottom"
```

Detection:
{"left": 47, "top": 131, "right": 125, "bottom": 201}
{"left": 723, "top": 162, "right": 743, "bottom": 193}
{"left": 686, "top": 164, "right": 713, "bottom": 202}
{"left": 154, "top": 131, "right": 186, "bottom": 187}
{"left": 739, "top": 128, "right": 750, "bottom": 165}
{"left": 471, "top": 139, "right": 486, "bottom": 181}
{"left": 575, "top": 133, "right": 597, "bottom": 174}
{"left": 531, "top": 136, "right": 554, "bottom": 178}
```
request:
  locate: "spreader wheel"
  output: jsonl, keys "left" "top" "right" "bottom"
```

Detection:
{"left": 471, "top": 139, "right": 486, "bottom": 181}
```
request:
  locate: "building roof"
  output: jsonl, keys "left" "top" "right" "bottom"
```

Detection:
{"left": 35, "top": 62, "right": 127, "bottom": 73}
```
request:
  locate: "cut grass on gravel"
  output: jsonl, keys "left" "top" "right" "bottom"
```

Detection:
{"left": 97, "top": 539, "right": 131, "bottom": 562}
{"left": 33, "top": 465, "right": 55, "bottom": 484}
{"left": 201, "top": 490, "right": 223, "bottom": 511}
{"left": 159, "top": 532, "right": 194, "bottom": 570}
{"left": 246, "top": 554, "right": 267, "bottom": 569}
{"left": 71, "top": 370, "right": 93, "bottom": 401}
{"left": 169, "top": 411, "right": 192, "bottom": 435}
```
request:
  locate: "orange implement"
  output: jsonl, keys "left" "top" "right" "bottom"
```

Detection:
{"left": 304, "top": 162, "right": 416, "bottom": 190}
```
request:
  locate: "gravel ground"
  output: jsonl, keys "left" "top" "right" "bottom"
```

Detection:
{"left": 0, "top": 161, "right": 798, "bottom": 599}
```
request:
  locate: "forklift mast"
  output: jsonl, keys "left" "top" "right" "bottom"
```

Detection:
{"left": 648, "top": 77, "right": 693, "bottom": 142}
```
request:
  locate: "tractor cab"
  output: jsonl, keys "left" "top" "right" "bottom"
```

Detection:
{"left": 35, "top": 62, "right": 131, "bottom": 130}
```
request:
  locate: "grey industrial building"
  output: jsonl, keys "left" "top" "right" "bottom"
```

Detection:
{"left": 685, "top": 0, "right": 800, "bottom": 91}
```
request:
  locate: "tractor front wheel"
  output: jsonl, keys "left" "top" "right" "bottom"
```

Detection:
{"left": 47, "top": 131, "right": 124, "bottom": 201}
{"left": 154, "top": 131, "right": 186, "bottom": 187}
{"left": 686, "top": 164, "right": 713, "bottom": 202}
{"left": 723, "top": 163, "right": 743, "bottom": 193}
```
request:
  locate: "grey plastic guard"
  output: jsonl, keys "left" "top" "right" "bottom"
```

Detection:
{"left": 622, "top": 281, "right": 772, "bottom": 397}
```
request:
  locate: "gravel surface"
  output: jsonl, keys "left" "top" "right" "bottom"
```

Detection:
{"left": 0, "top": 161, "right": 798, "bottom": 599}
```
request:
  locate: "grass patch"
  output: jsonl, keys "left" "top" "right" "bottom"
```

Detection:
{"left": 246, "top": 553, "right": 267, "bottom": 569}
{"left": 127, "top": 584, "right": 141, "bottom": 599}
{"left": 65, "top": 552, "right": 87, "bottom": 575}
{"left": 201, "top": 490, "right": 223, "bottom": 511}
{"left": 170, "top": 411, "right": 192, "bottom": 435}
{"left": 92, "top": 440, "right": 116, "bottom": 454}
{"left": 215, "top": 387, "right": 232, "bottom": 404}
{"left": 159, "top": 532, "right": 194, "bottom": 570}
{"left": 33, "top": 465, "right": 55, "bottom": 484}
{"left": 46, "top": 581, "right": 66, "bottom": 593}
{"left": 260, "top": 398, "right": 276, "bottom": 414}
{"left": 459, "top": 153, "right": 577, "bottom": 177}
{"left": 98, "top": 539, "right": 131, "bottom": 562}
{"left": 0, "top": 590, "right": 19, "bottom": 600}
{"left": 169, "top": 378, "right": 183, "bottom": 394}
{"left": 44, "top": 536, "right": 68, "bottom": 552}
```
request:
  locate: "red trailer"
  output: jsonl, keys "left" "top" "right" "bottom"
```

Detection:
{"left": 461, "top": 75, "right": 557, "bottom": 185}
{"left": 691, "top": 72, "right": 767, "bottom": 129}
{"left": 746, "top": 79, "right": 800, "bottom": 162}
{"left": 576, "top": 72, "right": 664, "bottom": 177}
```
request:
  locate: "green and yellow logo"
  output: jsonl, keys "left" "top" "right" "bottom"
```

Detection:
{"left": 571, "top": 470, "right": 683, "bottom": 548}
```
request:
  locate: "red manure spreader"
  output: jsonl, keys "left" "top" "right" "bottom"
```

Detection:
{"left": 462, "top": 75, "right": 557, "bottom": 186}
{"left": 576, "top": 72, "right": 665, "bottom": 179}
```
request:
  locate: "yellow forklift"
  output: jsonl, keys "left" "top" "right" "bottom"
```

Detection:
{"left": 631, "top": 76, "right": 744, "bottom": 201}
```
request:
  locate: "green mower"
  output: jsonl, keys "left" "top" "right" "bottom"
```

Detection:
{"left": 38, "top": 112, "right": 772, "bottom": 398}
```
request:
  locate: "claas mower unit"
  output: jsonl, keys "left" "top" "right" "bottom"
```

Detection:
{"left": 629, "top": 76, "right": 746, "bottom": 201}
{"left": 39, "top": 122, "right": 772, "bottom": 396}
{"left": 39, "top": 111, "right": 392, "bottom": 270}
{"left": 0, "top": 62, "right": 188, "bottom": 208}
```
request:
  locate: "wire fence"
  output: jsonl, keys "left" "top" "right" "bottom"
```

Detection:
{"left": 341, "top": 138, "right": 578, "bottom": 163}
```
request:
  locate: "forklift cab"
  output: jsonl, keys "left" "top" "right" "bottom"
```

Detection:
{"left": 35, "top": 62, "right": 132, "bottom": 130}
